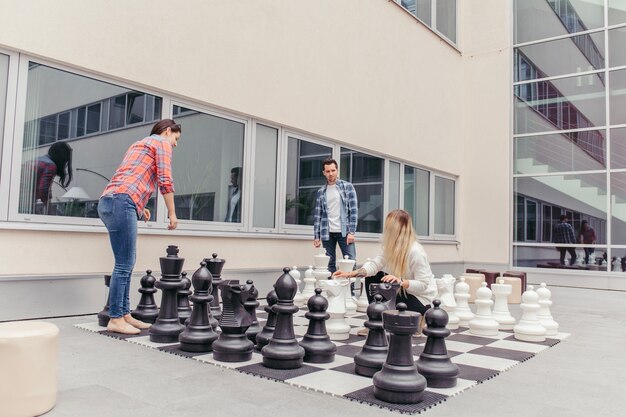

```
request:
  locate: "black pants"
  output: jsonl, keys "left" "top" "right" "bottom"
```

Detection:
{"left": 364, "top": 271, "right": 431, "bottom": 315}
{"left": 557, "top": 247, "right": 576, "bottom": 265}
{"left": 583, "top": 247, "right": 595, "bottom": 264}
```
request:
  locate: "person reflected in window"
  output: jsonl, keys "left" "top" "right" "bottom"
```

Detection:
{"left": 21, "top": 141, "right": 73, "bottom": 214}
{"left": 98, "top": 119, "right": 181, "bottom": 335}
{"left": 553, "top": 214, "right": 577, "bottom": 265}
{"left": 313, "top": 158, "right": 358, "bottom": 273}
{"left": 578, "top": 220, "right": 596, "bottom": 265}
{"left": 225, "top": 167, "right": 242, "bottom": 222}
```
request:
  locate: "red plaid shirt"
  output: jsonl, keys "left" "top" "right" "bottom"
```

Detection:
{"left": 102, "top": 135, "right": 175, "bottom": 216}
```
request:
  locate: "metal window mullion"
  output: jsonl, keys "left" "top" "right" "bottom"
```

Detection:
{"left": 0, "top": 50, "right": 20, "bottom": 222}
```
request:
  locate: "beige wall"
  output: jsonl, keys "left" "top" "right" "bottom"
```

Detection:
{"left": 0, "top": 0, "right": 512, "bottom": 275}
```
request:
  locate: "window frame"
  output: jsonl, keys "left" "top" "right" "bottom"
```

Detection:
{"left": 0, "top": 48, "right": 19, "bottom": 223}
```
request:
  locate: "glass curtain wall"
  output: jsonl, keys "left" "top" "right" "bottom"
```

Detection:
{"left": 513, "top": 0, "right": 626, "bottom": 272}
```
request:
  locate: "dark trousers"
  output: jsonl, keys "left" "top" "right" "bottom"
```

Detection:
{"left": 364, "top": 272, "right": 430, "bottom": 315}
{"left": 557, "top": 247, "right": 577, "bottom": 265}
{"left": 322, "top": 232, "right": 356, "bottom": 273}
{"left": 583, "top": 248, "right": 595, "bottom": 264}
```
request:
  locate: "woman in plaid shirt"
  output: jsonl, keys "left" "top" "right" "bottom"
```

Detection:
{"left": 98, "top": 119, "right": 181, "bottom": 335}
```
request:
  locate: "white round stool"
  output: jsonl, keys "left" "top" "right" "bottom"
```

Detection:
{"left": 0, "top": 321, "right": 59, "bottom": 417}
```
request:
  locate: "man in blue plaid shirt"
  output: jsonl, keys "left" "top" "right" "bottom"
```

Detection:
{"left": 553, "top": 214, "right": 577, "bottom": 265}
{"left": 313, "top": 158, "right": 358, "bottom": 272}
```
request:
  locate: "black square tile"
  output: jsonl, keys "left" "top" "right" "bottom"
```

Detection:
{"left": 344, "top": 385, "right": 448, "bottom": 413}
{"left": 455, "top": 363, "right": 499, "bottom": 382}
{"left": 235, "top": 363, "right": 322, "bottom": 381}
{"left": 448, "top": 334, "right": 498, "bottom": 345}
{"left": 468, "top": 346, "right": 535, "bottom": 362}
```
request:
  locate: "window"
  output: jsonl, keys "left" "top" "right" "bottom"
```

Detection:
{"left": 434, "top": 176, "right": 455, "bottom": 235}
{"left": 396, "top": 0, "right": 456, "bottom": 43}
{"left": 404, "top": 165, "right": 429, "bottom": 236}
{"left": 170, "top": 105, "right": 245, "bottom": 224}
{"left": 253, "top": 124, "right": 278, "bottom": 229}
{"left": 0, "top": 53, "right": 7, "bottom": 169}
{"left": 388, "top": 161, "right": 400, "bottom": 211}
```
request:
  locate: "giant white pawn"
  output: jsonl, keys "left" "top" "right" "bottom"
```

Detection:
{"left": 301, "top": 265, "right": 316, "bottom": 301}
{"left": 356, "top": 258, "right": 372, "bottom": 313}
{"left": 536, "top": 283, "right": 559, "bottom": 336}
{"left": 320, "top": 280, "right": 351, "bottom": 340}
{"left": 491, "top": 279, "right": 516, "bottom": 330}
{"left": 454, "top": 277, "right": 474, "bottom": 327}
{"left": 435, "top": 275, "right": 460, "bottom": 330}
{"left": 290, "top": 266, "right": 306, "bottom": 308}
{"left": 468, "top": 283, "right": 499, "bottom": 336}
{"left": 337, "top": 256, "right": 357, "bottom": 314}
{"left": 514, "top": 286, "right": 547, "bottom": 342}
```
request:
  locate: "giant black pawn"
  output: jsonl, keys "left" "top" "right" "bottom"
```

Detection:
{"left": 149, "top": 245, "right": 186, "bottom": 343}
{"left": 369, "top": 282, "right": 400, "bottom": 310}
{"left": 255, "top": 290, "right": 278, "bottom": 351}
{"left": 179, "top": 262, "right": 218, "bottom": 352}
{"left": 131, "top": 270, "right": 159, "bottom": 324}
{"left": 97, "top": 274, "right": 112, "bottom": 327}
{"left": 415, "top": 299, "right": 459, "bottom": 388}
{"left": 354, "top": 294, "right": 389, "bottom": 377}
{"left": 244, "top": 280, "right": 262, "bottom": 343}
{"left": 177, "top": 272, "right": 192, "bottom": 325}
{"left": 212, "top": 281, "right": 254, "bottom": 362}
{"left": 299, "top": 288, "right": 336, "bottom": 363}
{"left": 205, "top": 253, "right": 225, "bottom": 321}
{"left": 373, "top": 303, "right": 426, "bottom": 404}
{"left": 262, "top": 268, "right": 305, "bottom": 369}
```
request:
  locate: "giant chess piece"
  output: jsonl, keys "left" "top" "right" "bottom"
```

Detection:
{"left": 370, "top": 282, "right": 400, "bottom": 311}
{"left": 179, "top": 262, "right": 218, "bottom": 352}
{"left": 244, "top": 280, "right": 262, "bottom": 343}
{"left": 454, "top": 277, "right": 474, "bottom": 327}
{"left": 262, "top": 268, "right": 305, "bottom": 369}
{"left": 468, "top": 283, "right": 499, "bottom": 336}
{"left": 212, "top": 281, "right": 254, "bottom": 362}
{"left": 97, "top": 274, "right": 112, "bottom": 327}
{"left": 299, "top": 288, "right": 337, "bottom": 363}
{"left": 435, "top": 274, "right": 460, "bottom": 330}
{"left": 320, "top": 279, "right": 351, "bottom": 340}
{"left": 290, "top": 266, "right": 306, "bottom": 307}
{"left": 356, "top": 258, "right": 372, "bottom": 313}
{"left": 373, "top": 303, "right": 427, "bottom": 404}
{"left": 415, "top": 300, "right": 459, "bottom": 388}
{"left": 312, "top": 248, "right": 331, "bottom": 294}
{"left": 354, "top": 294, "right": 389, "bottom": 377}
{"left": 149, "top": 246, "right": 186, "bottom": 343}
{"left": 255, "top": 289, "right": 278, "bottom": 351}
{"left": 177, "top": 272, "right": 192, "bottom": 325}
{"left": 514, "top": 285, "right": 547, "bottom": 342}
{"left": 337, "top": 256, "right": 357, "bottom": 314}
{"left": 536, "top": 283, "right": 559, "bottom": 336}
{"left": 205, "top": 253, "right": 225, "bottom": 321}
{"left": 491, "top": 279, "right": 516, "bottom": 330}
{"left": 301, "top": 265, "right": 316, "bottom": 301}
{"left": 131, "top": 270, "right": 159, "bottom": 324}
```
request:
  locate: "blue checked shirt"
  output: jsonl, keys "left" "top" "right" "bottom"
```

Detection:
{"left": 553, "top": 222, "right": 576, "bottom": 244}
{"left": 313, "top": 179, "right": 358, "bottom": 241}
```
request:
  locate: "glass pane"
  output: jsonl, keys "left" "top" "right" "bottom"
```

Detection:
{"left": 514, "top": 174, "right": 607, "bottom": 243}
{"left": 435, "top": 0, "right": 456, "bottom": 43}
{"left": 126, "top": 93, "right": 144, "bottom": 125}
{"left": 514, "top": 131, "right": 606, "bottom": 174}
{"left": 388, "top": 161, "right": 400, "bottom": 211}
{"left": 253, "top": 124, "right": 278, "bottom": 228}
{"left": 610, "top": 127, "right": 626, "bottom": 168}
{"left": 341, "top": 148, "right": 385, "bottom": 233}
{"left": 514, "top": 74, "right": 606, "bottom": 135}
{"left": 109, "top": 95, "right": 126, "bottom": 130}
{"left": 610, "top": 172, "right": 626, "bottom": 245}
{"left": 513, "top": 245, "right": 608, "bottom": 270}
{"left": 171, "top": 105, "right": 244, "bottom": 223}
{"left": 515, "top": 0, "right": 604, "bottom": 44}
{"left": 18, "top": 62, "right": 162, "bottom": 219}
{"left": 404, "top": 165, "right": 429, "bottom": 235}
{"left": 608, "top": 27, "right": 626, "bottom": 68}
{"left": 417, "top": 0, "right": 431, "bottom": 25}
{"left": 0, "top": 54, "right": 7, "bottom": 164}
{"left": 514, "top": 32, "right": 605, "bottom": 82}
{"left": 401, "top": 0, "right": 417, "bottom": 16}
{"left": 608, "top": 0, "right": 626, "bottom": 25}
{"left": 434, "top": 176, "right": 454, "bottom": 235}
{"left": 609, "top": 69, "right": 626, "bottom": 125}
{"left": 285, "top": 137, "right": 332, "bottom": 226}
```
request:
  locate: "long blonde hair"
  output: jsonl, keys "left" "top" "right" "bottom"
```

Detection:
{"left": 382, "top": 209, "right": 417, "bottom": 277}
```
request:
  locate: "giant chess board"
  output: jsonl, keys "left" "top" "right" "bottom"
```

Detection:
{"left": 76, "top": 304, "right": 570, "bottom": 414}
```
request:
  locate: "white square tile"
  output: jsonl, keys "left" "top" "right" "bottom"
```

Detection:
{"left": 548, "top": 332, "right": 570, "bottom": 340}
{"left": 489, "top": 339, "right": 550, "bottom": 353}
{"left": 194, "top": 352, "right": 263, "bottom": 368}
{"left": 294, "top": 326, "right": 308, "bottom": 336}
{"left": 128, "top": 336, "right": 179, "bottom": 349}
{"left": 345, "top": 317, "right": 366, "bottom": 327}
{"left": 452, "top": 353, "right": 517, "bottom": 371}
{"left": 457, "top": 329, "right": 511, "bottom": 339}
{"left": 445, "top": 340, "right": 483, "bottom": 353}
{"left": 288, "top": 369, "right": 372, "bottom": 395}
{"left": 75, "top": 322, "right": 106, "bottom": 332}
{"left": 346, "top": 339, "right": 366, "bottom": 347}
{"left": 292, "top": 316, "right": 309, "bottom": 325}
{"left": 427, "top": 378, "right": 477, "bottom": 396}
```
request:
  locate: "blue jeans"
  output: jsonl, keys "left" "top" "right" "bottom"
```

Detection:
{"left": 98, "top": 194, "right": 137, "bottom": 319}
{"left": 322, "top": 232, "right": 356, "bottom": 273}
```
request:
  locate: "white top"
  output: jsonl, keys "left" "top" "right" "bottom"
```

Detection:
{"left": 325, "top": 184, "right": 341, "bottom": 233}
{"left": 362, "top": 241, "right": 437, "bottom": 306}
